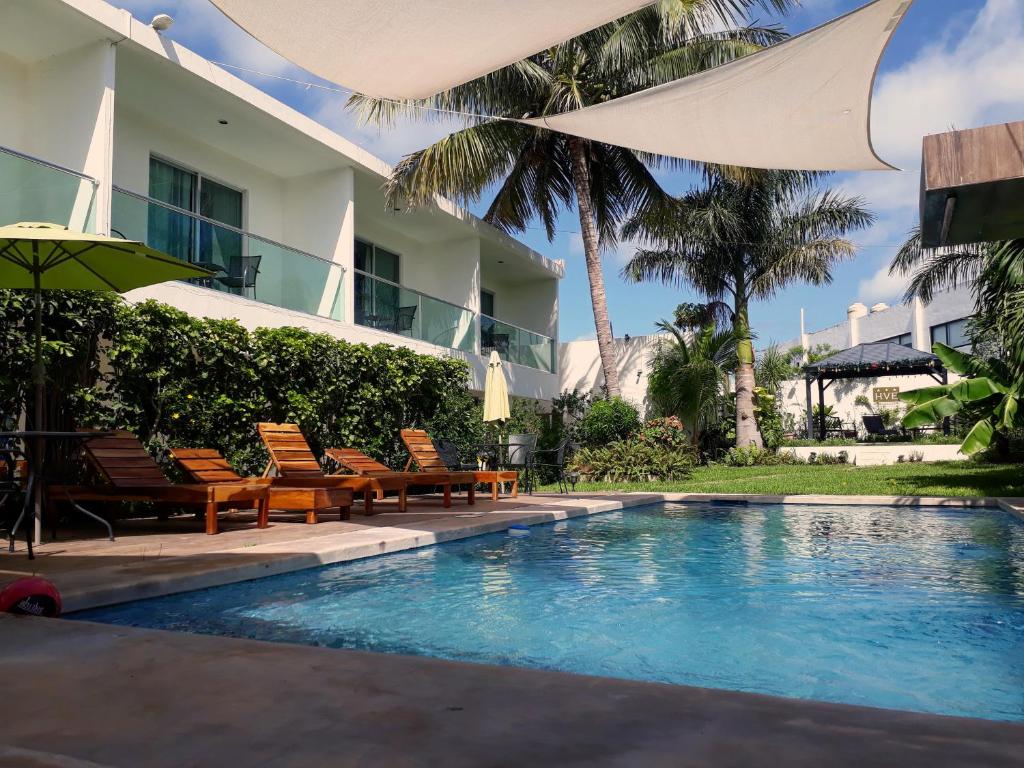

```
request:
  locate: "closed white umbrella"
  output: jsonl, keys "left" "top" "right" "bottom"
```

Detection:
{"left": 483, "top": 351, "right": 510, "bottom": 424}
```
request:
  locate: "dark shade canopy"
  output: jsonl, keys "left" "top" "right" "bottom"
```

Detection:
{"left": 802, "top": 342, "right": 948, "bottom": 440}
{"left": 804, "top": 342, "right": 944, "bottom": 379}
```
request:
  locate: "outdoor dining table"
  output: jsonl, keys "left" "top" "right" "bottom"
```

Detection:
{"left": 0, "top": 430, "right": 116, "bottom": 559}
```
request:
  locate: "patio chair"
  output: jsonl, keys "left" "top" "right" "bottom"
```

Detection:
{"left": 50, "top": 431, "right": 271, "bottom": 535}
{"left": 530, "top": 439, "right": 574, "bottom": 495}
{"left": 324, "top": 445, "right": 481, "bottom": 507}
{"left": 434, "top": 438, "right": 519, "bottom": 500}
{"left": 216, "top": 254, "right": 262, "bottom": 299}
{"left": 401, "top": 428, "right": 515, "bottom": 501}
{"left": 395, "top": 305, "right": 417, "bottom": 333}
{"left": 171, "top": 448, "right": 353, "bottom": 524}
{"left": 862, "top": 414, "right": 903, "bottom": 438}
{"left": 505, "top": 434, "right": 538, "bottom": 492}
{"left": 257, "top": 422, "right": 408, "bottom": 514}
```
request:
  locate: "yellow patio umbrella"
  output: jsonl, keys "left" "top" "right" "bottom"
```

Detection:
{"left": 483, "top": 350, "right": 510, "bottom": 424}
{"left": 0, "top": 221, "right": 213, "bottom": 547}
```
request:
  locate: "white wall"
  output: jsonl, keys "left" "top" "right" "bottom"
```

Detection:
{"left": 113, "top": 107, "right": 287, "bottom": 241}
{"left": 0, "top": 42, "right": 114, "bottom": 230}
{"left": 559, "top": 334, "right": 664, "bottom": 411}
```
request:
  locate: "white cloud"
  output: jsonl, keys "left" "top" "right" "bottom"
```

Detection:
{"left": 845, "top": 0, "right": 1024, "bottom": 303}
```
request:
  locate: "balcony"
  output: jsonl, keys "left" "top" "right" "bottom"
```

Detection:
{"left": 354, "top": 271, "right": 476, "bottom": 353}
{"left": 111, "top": 188, "right": 344, "bottom": 321}
{"left": 481, "top": 314, "right": 555, "bottom": 373}
{"left": 0, "top": 146, "right": 97, "bottom": 231}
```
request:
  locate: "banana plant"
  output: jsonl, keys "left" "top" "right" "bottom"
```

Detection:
{"left": 900, "top": 343, "right": 1021, "bottom": 455}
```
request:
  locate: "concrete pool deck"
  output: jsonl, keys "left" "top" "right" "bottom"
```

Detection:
{"left": 2, "top": 491, "right": 1020, "bottom": 612}
{"left": 2, "top": 615, "right": 1022, "bottom": 768}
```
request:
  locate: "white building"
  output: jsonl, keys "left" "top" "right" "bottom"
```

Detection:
{"left": 0, "top": 0, "right": 563, "bottom": 400}
{"left": 775, "top": 288, "right": 975, "bottom": 432}
{"left": 559, "top": 333, "right": 666, "bottom": 412}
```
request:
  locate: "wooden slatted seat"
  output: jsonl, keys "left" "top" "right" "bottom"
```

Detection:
{"left": 324, "top": 447, "right": 476, "bottom": 508}
{"left": 400, "top": 429, "right": 517, "bottom": 500}
{"left": 50, "top": 431, "right": 271, "bottom": 535}
{"left": 171, "top": 448, "right": 353, "bottom": 524}
{"left": 257, "top": 423, "right": 410, "bottom": 514}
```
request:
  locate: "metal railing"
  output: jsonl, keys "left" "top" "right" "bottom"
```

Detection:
{"left": 111, "top": 187, "right": 345, "bottom": 321}
{"left": 481, "top": 314, "right": 555, "bottom": 373}
{"left": 354, "top": 270, "right": 476, "bottom": 353}
{"left": 0, "top": 145, "right": 98, "bottom": 232}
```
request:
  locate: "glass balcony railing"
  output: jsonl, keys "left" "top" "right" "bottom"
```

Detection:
{"left": 0, "top": 145, "right": 97, "bottom": 231}
{"left": 111, "top": 187, "right": 344, "bottom": 321}
{"left": 481, "top": 314, "right": 555, "bottom": 373}
{"left": 354, "top": 271, "right": 476, "bottom": 353}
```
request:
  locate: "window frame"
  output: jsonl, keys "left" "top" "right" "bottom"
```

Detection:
{"left": 148, "top": 154, "right": 247, "bottom": 230}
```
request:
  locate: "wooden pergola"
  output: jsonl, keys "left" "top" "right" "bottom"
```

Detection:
{"left": 802, "top": 343, "right": 948, "bottom": 441}
{"left": 920, "top": 120, "right": 1024, "bottom": 248}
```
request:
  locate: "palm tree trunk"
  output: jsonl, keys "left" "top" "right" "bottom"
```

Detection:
{"left": 569, "top": 138, "right": 621, "bottom": 399}
{"left": 733, "top": 295, "right": 763, "bottom": 448}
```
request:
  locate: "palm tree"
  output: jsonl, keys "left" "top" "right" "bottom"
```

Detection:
{"left": 623, "top": 170, "right": 873, "bottom": 447}
{"left": 889, "top": 227, "right": 991, "bottom": 304}
{"left": 648, "top": 320, "right": 736, "bottom": 449}
{"left": 350, "top": 1, "right": 795, "bottom": 397}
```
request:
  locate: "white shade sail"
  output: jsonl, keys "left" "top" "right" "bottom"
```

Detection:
{"left": 521, "top": 0, "right": 912, "bottom": 171}
{"left": 208, "top": 0, "right": 653, "bottom": 99}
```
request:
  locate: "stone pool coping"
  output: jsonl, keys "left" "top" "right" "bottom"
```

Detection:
{"left": 3, "top": 492, "right": 1020, "bottom": 612}
{"left": 1, "top": 614, "right": 1021, "bottom": 768}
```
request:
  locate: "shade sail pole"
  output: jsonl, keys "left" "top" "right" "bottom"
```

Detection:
{"left": 32, "top": 242, "right": 43, "bottom": 547}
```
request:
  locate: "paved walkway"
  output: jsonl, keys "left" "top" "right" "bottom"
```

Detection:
{"left": 1, "top": 615, "right": 1021, "bottom": 768}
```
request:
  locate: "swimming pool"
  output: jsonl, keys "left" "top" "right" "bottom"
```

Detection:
{"left": 74, "top": 502, "right": 1024, "bottom": 721}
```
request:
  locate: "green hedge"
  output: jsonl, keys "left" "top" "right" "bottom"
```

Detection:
{"left": 0, "top": 292, "right": 482, "bottom": 476}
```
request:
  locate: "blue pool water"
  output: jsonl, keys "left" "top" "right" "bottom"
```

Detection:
{"left": 74, "top": 503, "right": 1024, "bottom": 721}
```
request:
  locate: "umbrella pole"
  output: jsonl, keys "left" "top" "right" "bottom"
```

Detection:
{"left": 32, "top": 247, "right": 43, "bottom": 548}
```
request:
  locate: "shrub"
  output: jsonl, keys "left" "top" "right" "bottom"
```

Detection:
{"left": 0, "top": 293, "right": 482, "bottom": 477}
{"left": 576, "top": 397, "right": 641, "bottom": 447}
{"left": 570, "top": 439, "right": 694, "bottom": 483}
{"left": 722, "top": 445, "right": 805, "bottom": 466}
{"left": 636, "top": 416, "right": 692, "bottom": 452}
{"left": 807, "top": 450, "right": 849, "bottom": 465}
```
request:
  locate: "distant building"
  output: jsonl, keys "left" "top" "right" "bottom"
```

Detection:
{"left": 774, "top": 287, "right": 974, "bottom": 433}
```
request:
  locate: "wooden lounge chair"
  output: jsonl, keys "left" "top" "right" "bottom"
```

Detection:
{"left": 323, "top": 446, "right": 476, "bottom": 507}
{"left": 50, "top": 431, "right": 270, "bottom": 535}
{"left": 170, "top": 448, "right": 353, "bottom": 524}
{"left": 257, "top": 422, "right": 409, "bottom": 514}
{"left": 400, "top": 429, "right": 516, "bottom": 501}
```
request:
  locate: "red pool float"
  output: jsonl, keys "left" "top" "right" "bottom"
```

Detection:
{"left": 0, "top": 577, "right": 61, "bottom": 617}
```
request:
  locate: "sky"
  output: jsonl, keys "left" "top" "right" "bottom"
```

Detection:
{"left": 116, "top": 0, "right": 1024, "bottom": 346}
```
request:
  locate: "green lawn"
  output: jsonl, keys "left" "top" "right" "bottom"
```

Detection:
{"left": 540, "top": 462, "right": 1024, "bottom": 498}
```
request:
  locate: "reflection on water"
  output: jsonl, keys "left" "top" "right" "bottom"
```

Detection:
{"left": 75, "top": 503, "right": 1024, "bottom": 721}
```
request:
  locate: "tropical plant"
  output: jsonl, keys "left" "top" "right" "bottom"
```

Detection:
{"left": 350, "top": 1, "right": 796, "bottom": 397}
{"left": 570, "top": 439, "right": 694, "bottom": 482}
{"left": 722, "top": 445, "right": 804, "bottom": 466}
{"left": 576, "top": 397, "right": 642, "bottom": 447}
{"left": 754, "top": 343, "right": 800, "bottom": 395}
{"left": 901, "top": 343, "right": 1022, "bottom": 456}
{"left": 647, "top": 320, "right": 735, "bottom": 447}
{"left": 623, "top": 170, "right": 873, "bottom": 448}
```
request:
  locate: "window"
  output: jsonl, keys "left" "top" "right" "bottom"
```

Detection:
{"left": 480, "top": 289, "right": 495, "bottom": 318}
{"left": 148, "top": 156, "right": 244, "bottom": 267}
{"left": 878, "top": 332, "right": 912, "bottom": 347}
{"left": 354, "top": 238, "right": 402, "bottom": 330}
{"left": 930, "top": 318, "right": 971, "bottom": 351}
